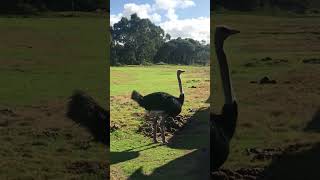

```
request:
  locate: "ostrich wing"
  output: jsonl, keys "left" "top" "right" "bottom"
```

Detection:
{"left": 142, "top": 92, "right": 182, "bottom": 116}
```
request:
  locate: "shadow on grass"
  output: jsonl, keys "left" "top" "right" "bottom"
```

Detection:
{"left": 110, "top": 143, "right": 163, "bottom": 165}
{"left": 110, "top": 151, "right": 140, "bottom": 165}
{"left": 260, "top": 143, "right": 320, "bottom": 180}
{"left": 127, "top": 107, "right": 210, "bottom": 180}
{"left": 304, "top": 108, "right": 320, "bottom": 132}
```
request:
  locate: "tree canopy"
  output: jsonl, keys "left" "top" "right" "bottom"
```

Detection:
{"left": 110, "top": 14, "right": 210, "bottom": 66}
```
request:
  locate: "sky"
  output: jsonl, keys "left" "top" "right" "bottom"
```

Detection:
{"left": 110, "top": 0, "right": 210, "bottom": 43}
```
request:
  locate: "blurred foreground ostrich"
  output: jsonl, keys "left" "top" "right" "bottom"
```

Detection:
{"left": 67, "top": 90, "right": 109, "bottom": 145}
{"left": 132, "top": 69, "right": 185, "bottom": 144}
{"left": 211, "top": 26, "right": 239, "bottom": 172}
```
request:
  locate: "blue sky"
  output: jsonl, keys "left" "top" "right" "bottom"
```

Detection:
{"left": 110, "top": 0, "right": 210, "bottom": 43}
{"left": 110, "top": 0, "right": 210, "bottom": 20}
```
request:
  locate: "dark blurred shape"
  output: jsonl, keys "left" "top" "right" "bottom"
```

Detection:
{"left": 304, "top": 109, "right": 320, "bottom": 132}
{"left": 67, "top": 90, "right": 109, "bottom": 145}
{"left": 213, "top": 0, "right": 309, "bottom": 14}
{"left": 0, "top": 0, "right": 108, "bottom": 15}
{"left": 302, "top": 58, "right": 320, "bottom": 64}
{"left": 259, "top": 76, "right": 277, "bottom": 84}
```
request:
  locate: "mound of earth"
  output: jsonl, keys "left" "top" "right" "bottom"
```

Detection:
{"left": 250, "top": 77, "right": 277, "bottom": 84}
{"left": 211, "top": 143, "right": 312, "bottom": 180}
{"left": 211, "top": 168, "right": 264, "bottom": 180}
{"left": 244, "top": 57, "right": 288, "bottom": 68}
{"left": 259, "top": 77, "right": 277, "bottom": 84}
{"left": 66, "top": 160, "right": 108, "bottom": 178}
{"left": 302, "top": 58, "right": 320, "bottom": 64}
{"left": 246, "top": 143, "right": 312, "bottom": 161}
{"left": 137, "top": 114, "right": 189, "bottom": 138}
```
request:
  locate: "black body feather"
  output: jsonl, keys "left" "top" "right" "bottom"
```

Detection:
{"left": 211, "top": 101, "right": 238, "bottom": 171}
{"left": 131, "top": 90, "right": 184, "bottom": 117}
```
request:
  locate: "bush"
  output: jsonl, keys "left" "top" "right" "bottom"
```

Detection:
{"left": 272, "top": 0, "right": 308, "bottom": 13}
{"left": 156, "top": 61, "right": 167, "bottom": 65}
{"left": 16, "top": 3, "right": 39, "bottom": 15}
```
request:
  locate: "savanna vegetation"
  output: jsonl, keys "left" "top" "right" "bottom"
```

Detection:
{"left": 110, "top": 14, "right": 210, "bottom": 66}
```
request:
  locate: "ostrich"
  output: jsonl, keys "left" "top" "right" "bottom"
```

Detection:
{"left": 131, "top": 69, "right": 185, "bottom": 144}
{"left": 67, "top": 90, "right": 109, "bottom": 145}
{"left": 211, "top": 26, "right": 239, "bottom": 172}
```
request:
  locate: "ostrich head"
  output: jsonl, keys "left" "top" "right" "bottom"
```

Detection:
{"left": 215, "top": 26, "right": 240, "bottom": 43}
{"left": 177, "top": 69, "right": 185, "bottom": 76}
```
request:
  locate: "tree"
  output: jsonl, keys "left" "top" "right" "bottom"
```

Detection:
{"left": 154, "top": 38, "right": 209, "bottom": 65}
{"left": 111, "top": 13, "right": 209, "bottom": 66}
{"left": 111, "top": 13, "right": 168, "bottom": 65}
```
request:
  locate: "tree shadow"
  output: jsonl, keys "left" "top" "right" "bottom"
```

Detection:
{"left": 260, "top": 143, "right": 320, "bottom": 180}
{"left": 304, "top": 108, "right": 320, "bottom": 132}
{"left": 110, "top": 143, "right": 163, "bottom": 165}
{"left": 127, "top": 107, "right": 210, "bottom": 180}
{"left": 110, "top": 151, "right": 140, "bottom": 165}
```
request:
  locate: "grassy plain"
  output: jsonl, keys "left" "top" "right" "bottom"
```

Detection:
{"left": 110, "top": 65, "right": 210, "bottom": 179}
{"left": 0, "top": 16, "right": 108, "bottom": 179}
{"left": 212, "top": 13, "right": 320, "bottom": 178}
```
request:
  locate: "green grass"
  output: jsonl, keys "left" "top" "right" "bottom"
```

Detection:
{"left": 110, "top": 65, "right": 210, "bottom": 179}
{"left": 0, "top": 17, "right": 108, "bottom": 179}
{"left": 0, "top": 17, "right": 108, "bottom": 107}
{"left": 212, "top": 13, "right": 320, "bottom": 171}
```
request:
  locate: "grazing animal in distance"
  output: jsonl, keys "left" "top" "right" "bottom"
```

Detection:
{"left": 131, "top": 69, "right": 185, "bottom": 144}
{"left": 211, "top": 26, "right": 239, "bottom": 172}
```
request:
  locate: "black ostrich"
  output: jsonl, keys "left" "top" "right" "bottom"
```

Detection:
{"left": 211, "top": 26, "right": 239, "bottom": 172}
{"left": 131, "top": 69, "right": 185, "bottom": 144}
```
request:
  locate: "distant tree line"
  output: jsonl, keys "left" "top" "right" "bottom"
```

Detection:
{"left": 212, "top": 0, "right": 310, "bottom": 13}
{"left": 110, "top": 14, "right": 209, "bottom": 66}
{"left": 0, "top": 0, "right": 107, "bottom": 14}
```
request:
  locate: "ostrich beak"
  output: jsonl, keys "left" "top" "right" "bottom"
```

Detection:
{"left": 229, "top": 29, "right": 240, "bottom": 35}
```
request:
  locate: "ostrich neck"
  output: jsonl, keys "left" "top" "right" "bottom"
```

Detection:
{"left": 215, "top": 37, "right": 235, "bottom": 105}
{"left": 177, "top": 74, "right": 183, "bottom": 95}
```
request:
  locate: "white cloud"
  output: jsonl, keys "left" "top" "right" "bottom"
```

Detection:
{"left": 110, "top": 3, "right": 162, "bottom": 25}
{"left": 180, "top": 0, "right": 196, "bottom": 8}
{"left": 110, "top": 13, "right": 123, "bottom": 26}
{"left": 166, "top": 9, "right": 178, "bottom": 21}
{"left": 110, "top": 1, "right": 209, "bottom": 43}
{"left": 160, "top": 17, "right": 210, "bottom": 43}
{"left": 122, "top": 3, "right": 161, "bottom": 22}
{"left": 154, "top": 0, "right": 195, "bottom": 10}
{"left": 151, "top": 13, "right": 162, "bottom": 22}
{"left": 154, "top": 0, "right": 195, "bottom": 20}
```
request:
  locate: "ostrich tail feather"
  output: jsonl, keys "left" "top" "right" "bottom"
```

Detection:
{"left": 131, "top": 90, "right": 144, "bottom": 106}
{"left": 67, "top": 90, "right": 108, "bottom": 145}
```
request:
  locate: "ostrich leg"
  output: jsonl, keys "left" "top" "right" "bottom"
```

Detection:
{"left": 152, "top": 115, "right": 158, "bottom": 143}
{"left": 160, "top": 115, "right": 167, "bottom": 144}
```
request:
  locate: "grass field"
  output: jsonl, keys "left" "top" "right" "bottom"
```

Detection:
{"left": 0, "top": 16, "right": 108, "bottom": 179}
{"left": 110, "top": 65, "right": 210, "bottom": 179}
{"left": 212, "top": 13, "right": 320, "bottom": 178}
{"left": 2, "top": 11, "right": 320, "bottom": 179}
